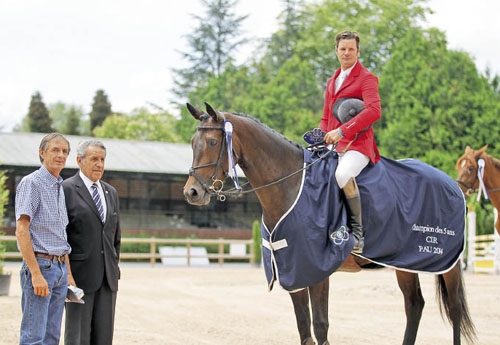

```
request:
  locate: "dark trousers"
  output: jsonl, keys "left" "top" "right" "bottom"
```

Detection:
{"left": 64, "top": 279, "right": 117, "bottom": 345}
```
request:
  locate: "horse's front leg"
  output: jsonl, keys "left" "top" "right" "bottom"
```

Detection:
{"left": 309, "top": 277, "right": 330, "bottom": 345}
{"left": 396, "top": 270, "right": 425, "bottom": 345}
{"left": 290, "top": 288, "right": 314, "bottom": 344}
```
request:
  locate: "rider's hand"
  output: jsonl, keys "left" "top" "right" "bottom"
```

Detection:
{"left": 324, "top": 129, "right": 342, "bottom": 145}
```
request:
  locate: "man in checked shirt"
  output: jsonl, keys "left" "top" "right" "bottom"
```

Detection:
{"left": 15, "top": 133, "right": 75, "bottom": 345}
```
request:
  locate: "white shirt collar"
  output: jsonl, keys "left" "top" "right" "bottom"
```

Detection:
{"left": 340, "top": 61, "right": 357, "bottom": 77}
{"left": 79, "top": 170, "right": 101, "bottom": 192}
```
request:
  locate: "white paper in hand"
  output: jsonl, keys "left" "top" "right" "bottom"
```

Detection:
{"left": 66, "top": 285, "right": 85, "bottom": 304}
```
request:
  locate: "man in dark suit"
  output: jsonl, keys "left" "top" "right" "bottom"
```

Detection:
{"left": 319, "top": 31, "right": 382, "bottom": 254}
{"left": 63, "top": 139, "right": 121, "bottom": 345}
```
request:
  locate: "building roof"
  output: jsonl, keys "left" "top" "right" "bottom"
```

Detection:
{"left": 0, "top": 132, "right": 195, "bottom": 175}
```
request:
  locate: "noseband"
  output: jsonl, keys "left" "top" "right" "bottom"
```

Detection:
{"left": 189, "top": 123, "right": 232, "bottom": 201}
{"left": 455, "top": 179, "right": 476, "bottom": 196}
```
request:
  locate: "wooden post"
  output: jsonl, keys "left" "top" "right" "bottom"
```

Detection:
{"left": 249, "top": 242, "right": 254, "bottom": 266}
{"left": 494, "top": 208, "right": 500, "bottom": 274}
{"left": 186, "top": 242, "right": 191, "bottom": 267}
{"left": 150, "top": 237, "right": 156, "bottom": 267}
{"left": 467, "top": 210, "right": 476, "bottom": 271}
{"left": 218, "top": 241, "right": 224, "bottom": 266}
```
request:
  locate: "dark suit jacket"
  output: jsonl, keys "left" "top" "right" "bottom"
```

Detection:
{"left": 320, "top": 61, "right": 382, "bottom": 164}
{"left": 63, "top": 173, "right": 121, "bottom": 293}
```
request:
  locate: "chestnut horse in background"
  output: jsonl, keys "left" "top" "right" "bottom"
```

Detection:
{"left": 456, "top": 145, "right": 500, "bottom": 235}
{"left": 183, "top": 103, "right": 476, "bottom": 345}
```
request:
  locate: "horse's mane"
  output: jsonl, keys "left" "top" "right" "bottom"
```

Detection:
{"left": 198, "top": 109, "right": 304, "bottom": 150}
{"left": 483, "top": 152, "right": 500, "bottom": 170}
{"left": 229, "top": 111, "right": 304, "bottom": 150}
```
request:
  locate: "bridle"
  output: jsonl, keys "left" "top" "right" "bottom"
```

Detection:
{"left": 188, "top": 123, "right": 231, "bottom": 201}
{"left": 456, "top": 176, "right": 477, "bottom": 196}
{"left": 456, "top": 156, "right": 500, "bottom": 197}
{"left": 188, "top": 117, "right": 334, "bottom": 202}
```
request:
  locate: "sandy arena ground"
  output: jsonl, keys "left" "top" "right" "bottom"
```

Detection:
{"left": 1, "top": 262, "right": 499, "bottom": 345}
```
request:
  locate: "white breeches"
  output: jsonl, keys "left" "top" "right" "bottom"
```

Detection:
{"left": 335, "top": 150, "right": 370, "bottom": 188}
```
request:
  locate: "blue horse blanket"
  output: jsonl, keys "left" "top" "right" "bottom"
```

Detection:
{"left": 261, "top": 149, "right": 466, "bottom": 291}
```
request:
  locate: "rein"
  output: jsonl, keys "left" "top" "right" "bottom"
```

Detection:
{"left": 221, "top": 146, "right": 335, "bottom": 199}
{"left": 189, "top": 119, "right": 335, "bottom": 201}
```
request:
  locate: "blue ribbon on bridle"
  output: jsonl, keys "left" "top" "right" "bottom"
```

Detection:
{"left": 224, "top": 120, "right": 242, "bottom": 190}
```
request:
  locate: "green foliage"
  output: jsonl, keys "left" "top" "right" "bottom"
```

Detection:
{"left": 466, "top": 197, "right": 496, "bottom": 236}
{"left": 49, "top": 102, "right": 84, "bottom": 135}
{"left": 181, "top": 0, "right": 433, "bottom": 145}
{"left": 0, "top": 169, "right": 9, "bottom": 274}
{"left": 291, "top": 0, "right": 430, "bottom": 84}
{"left": 252, "top": 220, "right": 262, "bottom": 265}
{"left": 27, "top": 91, "right": 53, "bottom": 133}
{"left": 94, "top": 107, "right": 181, "bottom": 142}
{"left": 171, "top": 0, "right": 249, "bottom": 101}
{"left": 378, "top": 28, "right": 500, "bottom": 174}
{"left": 263, "top": 0, "right": 305, "bottom": 72}
{"left": 89, "top": 89, "right": 112, "bottom": 133}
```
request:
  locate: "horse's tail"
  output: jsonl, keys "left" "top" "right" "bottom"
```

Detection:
{"left": 436, "top": 268, "right": 477, "bottom": 344}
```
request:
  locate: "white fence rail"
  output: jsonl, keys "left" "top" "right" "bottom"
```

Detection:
{"left": 466, "top": 209, "right": 500, "bottom": 274}
{"left": 0, "top": 235, "right": 255, "bottom": 267}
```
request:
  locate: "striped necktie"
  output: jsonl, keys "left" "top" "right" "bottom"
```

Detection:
{"left": 91, "top": 183, "right": 105, "bottom": 223}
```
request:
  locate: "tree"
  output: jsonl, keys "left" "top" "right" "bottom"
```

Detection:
{"left": 183, "top": 0, "right": 431, "bottom": 142}
{"left": 94, "top": 107, "right": 181, "bottom": 142}
{"left": 378, "top": 28, "right": 500, "bottom": 174}
{"left": 89, "top": 89, "right": 112, "bottom": 133}
{"left": 248, "top": 55, "right": 323, "bottom": 142}
{"left": 65, "top": 106, "right": 83, "bottom": 135}
{"left": 171, "top": 0, "right": 249, "bottom": 101}
{"left": 262, "top": 0, "right": 306, "bottom": 72}
{"left": 49, "top": 102, "right": 84, "bottom": 135}
{"left": 27, "top": 91, "right": 53, "bottom": 133}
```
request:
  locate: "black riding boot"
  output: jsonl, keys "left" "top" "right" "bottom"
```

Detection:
{"left": 345, "top": 194, "right": 364, "bottom": 254}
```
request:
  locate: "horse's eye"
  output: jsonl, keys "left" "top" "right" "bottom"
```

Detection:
{"left": 208, "top": 139, "right": 218, "bottom": 147}
{"left": 467, "top": 166, "right": 474, "bottom": 173}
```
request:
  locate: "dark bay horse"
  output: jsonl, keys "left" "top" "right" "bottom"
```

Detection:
{"left": 183, "top": 103, "right": 476, "bottom": 345}
{"left": 456, "top": 145, "right": 500, "bottom": 235}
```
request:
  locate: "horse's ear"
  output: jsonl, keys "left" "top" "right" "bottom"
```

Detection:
{"left": 478, "top": 144, "right": 488, "bottom": 156}
{"left": 204, "top": 102, "right": 219, "bottom": 122}
{"left": 186, "top": 103, "right": 204, "bottom": 121}
{"left": 472, "top": 144, "right": 488, "bottom": 159}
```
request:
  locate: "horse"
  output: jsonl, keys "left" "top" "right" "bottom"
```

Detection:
{"left": 456, "top": 145, "right": 500, "bottom": 235}
{"left": 183, "top": 103, "right": 476, "bottom": 345}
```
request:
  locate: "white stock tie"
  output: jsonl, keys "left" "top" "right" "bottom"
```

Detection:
{"left": 335, "top": 71, "right": 347, "bottom": 93}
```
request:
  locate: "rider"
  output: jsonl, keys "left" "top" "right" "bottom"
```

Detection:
{"left": 320, "top": 31, "right": 382, "bottom": 253}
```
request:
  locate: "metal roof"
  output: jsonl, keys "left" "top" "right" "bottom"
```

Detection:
{"left": 0, "top": 132, "right": 194, "bottom": 175}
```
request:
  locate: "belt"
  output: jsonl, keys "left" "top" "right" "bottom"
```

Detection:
{"left": 35, "top": 252, "right": 65, "bottom": 263}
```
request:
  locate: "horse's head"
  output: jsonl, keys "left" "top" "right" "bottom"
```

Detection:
{"left": 183, "top": 103, "right": 231, "bottom": 205}
{"left": 455, "top": 145, "right": 488, "bottom": 196}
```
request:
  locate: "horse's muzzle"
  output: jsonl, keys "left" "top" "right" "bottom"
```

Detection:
{"left": 183, "top": 180, "right": 211, "bottom": 206}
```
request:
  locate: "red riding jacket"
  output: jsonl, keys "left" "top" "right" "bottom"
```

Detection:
{"left": 319, "top": 61, "right": 381, "bottom": 164}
